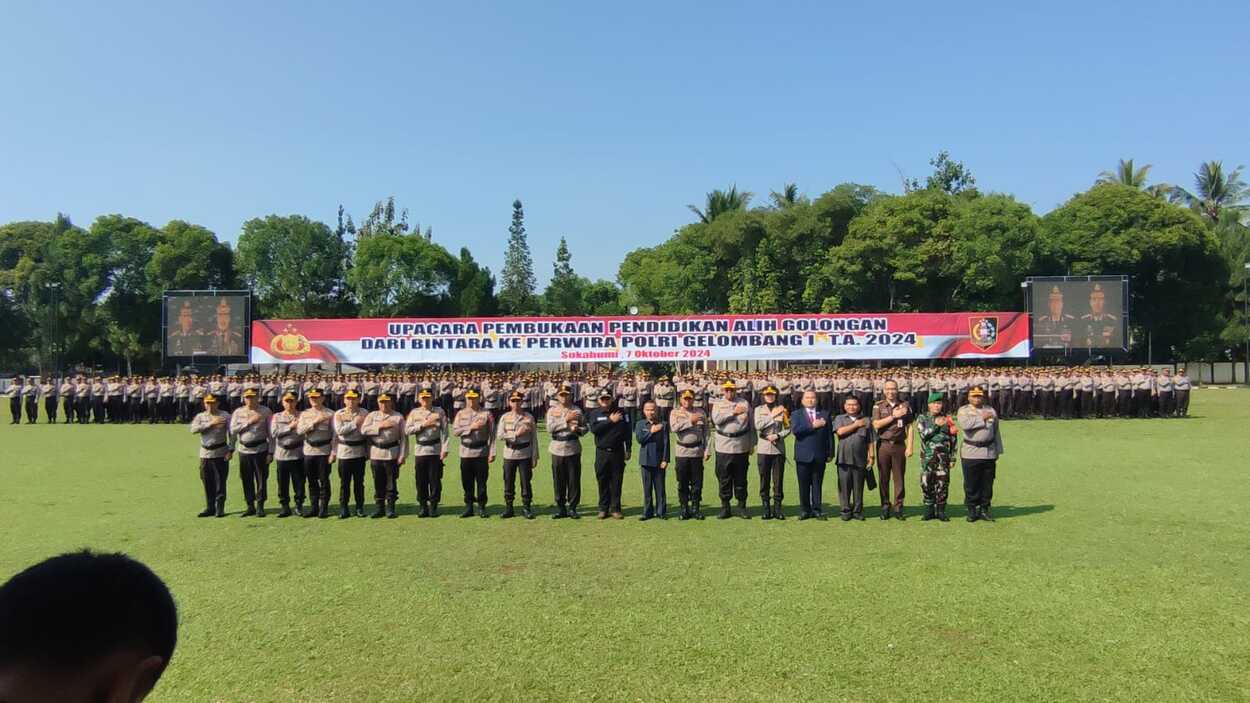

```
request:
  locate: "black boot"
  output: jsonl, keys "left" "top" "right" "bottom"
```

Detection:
{"left": 718, "top": 500, "right": 732, "bottom": 519}
{"left": 355, "top": 504, "right": 365, "bottom": 518}
{"left": 215, "top": 500, "right": 226, "bottom": 518}
{"left": 502, "top": 502, "right": 515, "bottom": 519}
{"left": 737, "top": 500, "right": 750, "bottom": 519}
{"left": 197, "top": 506, "right": 214, "bottom": 518}
{"left": 679, "top": 502, "right": 690, "bottom": 521}
{"left": 761, "top": 500, "right": 773, "bottom": 520}
{"left": 300, "top": 502, "right": 316, "bottom": 518}
{"left": 880, "top": 505, "right": 890, "bottom": 520}
{"left": 478, "top": 503, "right": 489, "bottom": 518}
{"left": 386, "top": 501, "right": 397, "bottom": 519}
{"left": 339, "top": 504, "right": 350, "bottom": 519}
{"left": 553, "top": 504, "right": 567, "bottom": 520}
{"left": 937, "top": 504, "right": 949, "bottom": 522}
{"left": 318, "top": 499, "right": 329, "bottom": 519}
{"left": 693, "top": 502, "right": 704, "bottom": 520}
{"left": 371, "top": 503, "right": 386, "bottom": 519}
{"left": 418, "top": 502, "right": 430, "bottom": 518}
{"left": 277, "top": 504, "right": 292, "bottom": 518}
{"left": 567, "top": 506, "right": 580, "bottom": 519}
{"left": 429, "top": 503, "right": 439, "bottom": 517}
{"left": 256, "top": 503, "right": 266, "bottom": 518}
{"left": 980, "top": 505, "right": 994, "bottom": 522}
{"left": 966, "top": 505, "right": 979, "bottom": 523}
{"left": 922, "top": 504, "right": 935, "bottom": 521}
{"left": 241, "top": 503, "right": 256, "bottom": 517}
{"left": 522, "top": 504, "right": 535, "bottom": 520}
{"left": 460, "top": 504, "right": 474, "bottom": 518}
{"left": 894, "top": 507, "right": 905, "bottom": 521}
{"left": 773, "top": 500, "right": 785, "bottom": 520}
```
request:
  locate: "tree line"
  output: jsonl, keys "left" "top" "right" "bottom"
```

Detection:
{"left": 1, "top": 153, "right": 1247, "bottom": 372}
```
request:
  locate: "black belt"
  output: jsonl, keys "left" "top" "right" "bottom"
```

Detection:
{"left": 551, "top": 432, "right": 575, "bottom": 441}
{"left": 505, "top": 440, "right": 531, "bottom": 450}
{"left": 676, "top": 439, "right": 703, "bottom": 448}
{"left": 339, "top": 438, "right": 366, "bottom": 447}
{"left": 201, "top": 441, "right": 227, "bottom": 451}
{"left": 306, "top": 438, "right": 331, "bottom": 448}
{"left": 597, "top": 445, "right": 623, "bottom": 453}
{"left": 716, "top": 428, "right": 748, "bottom": 438}
{"left": 372, "top": 440, "right": 398, "bottom": 450}
{"left": 278, "top": 440, "right": 302, "bottom": 450}
{"left": 460, "top": 439, "right": 487, "bottom": 449}
{"left": 241, "top": 438, "right": 269, "bottom": 449}
{"left": 416, "top": 438, "right": 441, "bottom": 446}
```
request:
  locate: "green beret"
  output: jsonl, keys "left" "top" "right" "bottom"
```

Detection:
{"left": 927, "top": 391, "right": 944, "bottom": 403}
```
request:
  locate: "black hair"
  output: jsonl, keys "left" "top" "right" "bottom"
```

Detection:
{"left": 0, "top": 550, "right": 177, "bottom": 674}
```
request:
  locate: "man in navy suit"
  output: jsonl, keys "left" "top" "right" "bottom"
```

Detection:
{"left": 790, "top": 390, "right": 834, "bottom": 519}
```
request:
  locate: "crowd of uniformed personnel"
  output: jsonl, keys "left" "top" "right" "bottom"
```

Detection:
{"left": 4, "top": 365, "right": 1193, "bottom": 427}
{"left": 3, "top": 365, "right": 1191, "bottom": 523}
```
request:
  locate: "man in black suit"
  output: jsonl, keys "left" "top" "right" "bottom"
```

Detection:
{"left": 790, "top": 390, "right": 834, "bottom": 520}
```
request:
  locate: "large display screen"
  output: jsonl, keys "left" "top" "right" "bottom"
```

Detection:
{"left": 163, "top": 291, "right": 251, "bottom": 361}
{"left": 1028, "top": 276, "right": 1128, "bottom": 351}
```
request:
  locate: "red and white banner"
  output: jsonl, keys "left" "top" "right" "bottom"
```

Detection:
{"left": 250, "top": 313, "right": 1028, "bottom": 364}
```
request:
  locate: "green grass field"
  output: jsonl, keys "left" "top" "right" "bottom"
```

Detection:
{"left": 3, "top": 393, "right": 1249, "bottom": 702}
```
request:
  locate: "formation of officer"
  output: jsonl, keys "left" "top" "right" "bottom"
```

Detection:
{"left": 6, "top": 364, "right": 1197, "bottom": 432}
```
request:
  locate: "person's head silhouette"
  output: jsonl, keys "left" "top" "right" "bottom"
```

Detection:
{"left": 0, "top": 550, "right": 177, "bottom": 702}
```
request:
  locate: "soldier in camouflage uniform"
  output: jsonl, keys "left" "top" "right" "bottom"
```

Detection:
{"left": 910, "top": 391, "right": 957, "bottom": 522}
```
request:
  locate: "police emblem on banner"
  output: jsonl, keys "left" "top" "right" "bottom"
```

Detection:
{"left": 270, "top": 325, "right": 311, "bottom": 356}
{"left": 969, "top": 316, "right": 998, "bottom": 349}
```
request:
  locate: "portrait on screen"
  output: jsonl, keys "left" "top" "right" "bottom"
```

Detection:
{"left": 164, "top": 295, "right": 247, "bottom": 358}
{"left": 1031, "top": 278, "right": 1125, "bottom": 350}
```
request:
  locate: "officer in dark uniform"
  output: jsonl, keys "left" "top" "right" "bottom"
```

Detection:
{"left": 587, "top": 389, "right": 632, "bottom": 519}
{"left": 1034, "top": 285, "right": 1075, "bottom": 349}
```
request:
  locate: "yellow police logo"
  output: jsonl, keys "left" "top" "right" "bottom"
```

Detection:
{"left": 270, "top": 325, "right": 311, "bottom": 356}
{"left": 969, "top": 316, "right": 998, "bottom": 349}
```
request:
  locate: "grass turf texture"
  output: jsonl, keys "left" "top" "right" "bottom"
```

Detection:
{"left": 2, "top": 393, "right": 1248, "bottom": 702}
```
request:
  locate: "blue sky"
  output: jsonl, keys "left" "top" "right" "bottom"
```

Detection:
{"left": 2, "top": 0, "right": 1246, "bottom": 286}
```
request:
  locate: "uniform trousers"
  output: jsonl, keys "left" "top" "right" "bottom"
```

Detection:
{"left": 1176, "top": 390, "right": 1190, "bottom": 416}
{"left": 1099, "top": 391, "right": 1116, "bottom": 417}
{"left": 77, "top": 397, "right": 90, "bottom": 423}
{"left": 238, "top": 452, "right": 269, "bottom": 507}
{"left": 1133, "top": 390, "right": 1150, "bottom": 417}
{"left": 62, "top": 396, "right": 75, "bottom": 423}
{"left": 594, "top": 449, "right": 626, "bottom": 513}
{"left": 795, "top": 460, "right": 826, "bottom": 515}
{"left": 715, "top": 451, "right": 749, "bottom": 503}
{"left": 757, "top": 453, "right": 784, "bottom": 503}
{"left": 24, "top": 396, "right": 37, "bottom": 423}
{"left": 45, "top": 397, "right": 57, "bottom": 423}
{"left": 837, "top": 463, "right": 866, "bottom": 517}
{"left": 7, "top": 396, "right": 19, "bottom": 424}
{"left": 199, "top": 457, "right": 229, "bottom": 510}
{"left": 1079, "top": 391, "right": 1094, "bottom": 418}
{"left": 551, "top": 454, "right": 582, "bottom": 508}
{"left": 816, "top": 392, "right": 833, "bottom": 415}
{"left": 276, "top": 459, "right": 306, "bottom": 507}
{"left": 640, "top": 464, "right": 667, "bottom": 517}
{"left": 338, "top": 456, "right": 367, "bottom": 507}
{"left": 413, "top": 454, "right": 444, "bottom": 505}
{"left": 876, "top": 441, "right": 907, "bottom": 509}
{"left": 674, "top": 456, "right": 704, "bottom": 505}
{"left": 1158, "top": 391, "right": 1175, "bottom": 417}
{"left": 502, "top": 457, "right": 535, "bottom": 505}
{"left": 961, "top": 458, "right": 997, "bottom": 509}
{"left": 304, "top": 455, "right": 332, "bottom": 507}
{"left": 370, "top": 459, "right": 399, "bottom": 505}
{"left": 460, "top": 456, "right": 489, "bottom": 506}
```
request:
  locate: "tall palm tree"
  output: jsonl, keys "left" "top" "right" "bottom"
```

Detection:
{"left": 769, "top": 183, "right": 802, "bottom": 208}
{"left": 1171, "top": 161, "right": 1249, "bottom": 224}
{"left": 688, "top": 185, "right": 753, "bottom": 223}
{"left": 1097, "top": 159, "right": 1153, "bottom": 188}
